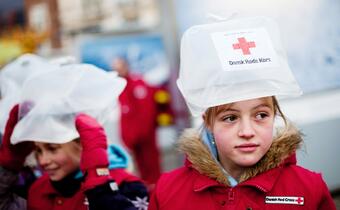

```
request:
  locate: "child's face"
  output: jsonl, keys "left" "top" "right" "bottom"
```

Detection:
{"left": 35, "top": 141, "right": 82, "bottom": 181}
{"left": 210, "top": 97, "right": 275, "bottom": 175}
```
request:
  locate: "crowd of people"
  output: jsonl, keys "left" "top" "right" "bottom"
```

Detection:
{"left": 0, "top": 16, "right": 336, "bottom": 210}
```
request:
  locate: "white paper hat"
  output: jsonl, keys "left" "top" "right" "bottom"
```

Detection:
{"left": 0, "top": 54, "right": 58, "bottom": 133}
{"left": 177, "top": 16, "right": 302, "bottom": 117}
{"left": 10, "top": 63, "right": 126, "bottom": 144}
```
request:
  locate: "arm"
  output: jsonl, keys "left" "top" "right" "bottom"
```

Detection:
{"left": 147, "top": 181, "right": 160, "bottom": 210}
{"left": 75, "top": 114, "right": 149, "bottom": 210}
{"left": 0, "top": 166, "right": 27, "bottom": 210}
{"left": 0, "top": 105, "right": 34, "bottom": 209}
{"left": 85, "top": 181, "right": 149, "bottom": 210}
{"left": 317, "top": 175, "right": 336, "bottom": 210}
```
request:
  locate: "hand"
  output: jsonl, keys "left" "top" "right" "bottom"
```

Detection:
{"left": 0, "top": 105, "right": 34, "bottom": 172}
{"left": 75, "top": 113, "right": 112, "bottom": 191}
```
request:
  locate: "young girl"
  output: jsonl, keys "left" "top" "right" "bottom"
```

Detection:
{"left": 0, "top": 105, "right": 149, "bottom": 210}
{"left": 0, "top": 59, "right": 149, "bottom": 210}
{"left": 149, "top": 16, "right": 336, "bottom": 209}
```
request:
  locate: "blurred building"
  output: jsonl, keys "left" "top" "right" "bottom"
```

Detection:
{"left": 58, "top": 0, "right": 160, "bottom": 34}
{"left": 23, "top": 0, "right": 163, "bottom": 50}
{"left": 25, "top": 0, "right": 60, "bottom": 48}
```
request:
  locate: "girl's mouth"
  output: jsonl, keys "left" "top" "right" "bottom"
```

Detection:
{"left": 235, "top": 143, "right": 259, "bottom": 152}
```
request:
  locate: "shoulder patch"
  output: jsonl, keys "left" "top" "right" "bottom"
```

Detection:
{"left": 265, "top": 196, "right": 304, "bottom": 205}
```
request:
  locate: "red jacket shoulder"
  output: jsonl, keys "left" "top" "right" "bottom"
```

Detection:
{"left": 154, "top": 166, "right": 195, "bottom": 195}
{"left": 283, "top": 164, "right": 324, "bottom": 187}
{"left": 267, "top": 164, "right": 335, "bottom": 209}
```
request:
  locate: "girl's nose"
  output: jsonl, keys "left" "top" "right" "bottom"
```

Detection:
{"left": 238, "top": 119, "right": 255, "bottom": 139}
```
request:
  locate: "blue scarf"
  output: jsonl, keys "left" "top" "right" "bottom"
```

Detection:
{"left": 74, "top": 144, "right": 130, "bottom": 179}
{"left": 200, "top": 126, "right": 238, "bottom": 187}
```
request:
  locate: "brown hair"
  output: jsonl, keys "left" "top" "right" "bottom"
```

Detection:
{"left": 203, "top": 96, "right": 287, "bottom": 128}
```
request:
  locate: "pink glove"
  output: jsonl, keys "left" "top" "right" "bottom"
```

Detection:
{"left": 75, "top": 114, "right": 112, "bottom": 191}
{"left": 0, "top": 105, "right": 34, "bottom": 172}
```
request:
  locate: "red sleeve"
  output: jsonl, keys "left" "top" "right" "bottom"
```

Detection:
{"left": 148, "top": 182, "right": 160, "bottom": 210}
{"left": 317, "top": 174, "right": 336, "bottom": 210}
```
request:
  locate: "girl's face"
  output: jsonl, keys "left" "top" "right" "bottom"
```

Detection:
{"left": 209, "top": 97, "right": 275, "bottom": 178}
{"left": 35, "top": 141, "right": 82, "bottom": 181}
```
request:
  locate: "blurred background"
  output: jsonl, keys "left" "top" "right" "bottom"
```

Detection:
{"left": 0, "top": 0, "right": 339, "bottom": 204}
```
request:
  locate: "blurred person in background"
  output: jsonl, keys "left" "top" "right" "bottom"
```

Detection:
{"left": 112, "top": 57, "right": 162, "bottom": 191}
{"left": 0, "top": 105, "right": 32, "bottom": 210}
{"left": 0, "top": 54, "right": 45, "bottom": 210}
{"left": 149, "top": 16, "right": 336, "bottom": 210}
{"left": 0, "top": 55, "right": 149, "bottom": 210}
{"left": 0, "top": 106, "right": 149, "bottom": 210}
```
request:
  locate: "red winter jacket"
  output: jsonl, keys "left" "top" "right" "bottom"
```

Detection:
{"left": 119, "top": 74, "right": 158, "bottom": 148}
{"left": 149, "top": 128, "right": 336, "bottom": 210}
{"left": 27, "top": 168, "right": 140, "bottom": 210}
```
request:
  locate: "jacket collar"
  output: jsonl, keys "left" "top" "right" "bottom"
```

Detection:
{"left": 38, "top": 170, "right": 83, "bottom": 197}
{"left": 178, "top": 124, "right": 302, "bottom": 191}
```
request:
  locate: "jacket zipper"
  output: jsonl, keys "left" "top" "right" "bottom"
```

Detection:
{"left": 228, "top": 188, "right": 235, "bottom": 201}
{"left": 254, "top": 184, "right": 267, "bottom": 192}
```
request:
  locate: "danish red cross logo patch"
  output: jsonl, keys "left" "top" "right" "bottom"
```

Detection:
{"left": 296, "top": 197, "right": 304, "bottom": 205}
{"left": 232, "top": 37, "right": 256, "bottom": 55}
{"left": 265, "top": 196, "right": 304, "bottom": 205}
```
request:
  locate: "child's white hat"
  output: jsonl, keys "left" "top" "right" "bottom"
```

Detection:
{"left": 10, "top": 63, "right": 126, "bottom": 144}
{"left": 177, "top": 16, "right": 302, "bottom": 117}
{"left": 0, "top": 54, "right": 58, "bottom": 133}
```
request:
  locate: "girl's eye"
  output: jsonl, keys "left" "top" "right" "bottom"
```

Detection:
{"left": 35, "top": 148, "right": 42, "bottom": 155}
{"left": 255, "top": 112, "right": 269, "bottom": 120}
{"left": 223, "top": 115, "right": 238, "bottom": 123}
{"left": 47, "top": 145, "right": 60, "bottom": 153}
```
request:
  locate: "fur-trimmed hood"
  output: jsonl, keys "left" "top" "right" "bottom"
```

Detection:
{"left": 177, "top": 124, "right": 303, "bottom": 186}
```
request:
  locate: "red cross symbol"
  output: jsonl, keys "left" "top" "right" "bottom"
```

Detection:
{"left": 296, "top": 197, "right": 304, "bottom": 204}
{"left": 232, "top": 37, "right": 256, "bottom": 55}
